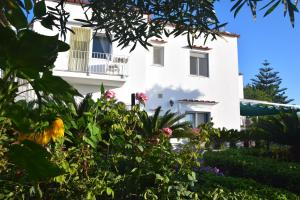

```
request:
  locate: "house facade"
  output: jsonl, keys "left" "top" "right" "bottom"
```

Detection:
{"left": 33, "top": 0, "right": 242, "bottom": 130}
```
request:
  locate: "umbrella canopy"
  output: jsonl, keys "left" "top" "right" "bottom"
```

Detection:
{"left": 240, "top": 99, "right": 300, "bottom": 116}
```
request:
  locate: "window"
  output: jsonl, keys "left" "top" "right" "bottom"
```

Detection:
{"left": 190, "top": 52, "right": 209, "bottom": 77}
{"left": 153, "top": 46, "right": 164, "bottom": 66}
{"left": 92, "top": 35, "right": 112, "bottom": 58}
{"left": 185, "top": 112, "right": 210, "bottom": 128}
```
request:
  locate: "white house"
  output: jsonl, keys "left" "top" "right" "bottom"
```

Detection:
{"left": 33, "top": 0, "right": 243, "bottom": 130}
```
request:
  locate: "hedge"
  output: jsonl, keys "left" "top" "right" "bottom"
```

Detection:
{"left": 203, "top": 149, "right": 300, "bottom": 194}
{"left": 196, "top": 172, "right": 300, "bottom": 200}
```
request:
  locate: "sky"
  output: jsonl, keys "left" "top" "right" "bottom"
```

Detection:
{"left": 215, "top": 1, "right": 300, "bottom": 105}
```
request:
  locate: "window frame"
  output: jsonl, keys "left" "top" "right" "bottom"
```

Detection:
{"left": 185, "top": 111, "right": 211, "bottom": 128}
{"left": 91, "top": 33, "right": 113, "bottom": 57}
{"left": 152, "top": 46, "right": 165, "bottom": 66}
{"left": 189, "top": 52, "right": 209, "bottom": 77}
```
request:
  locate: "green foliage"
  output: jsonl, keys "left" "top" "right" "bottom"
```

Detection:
{"left": 77, "top": 0, "right": 226, "bottom": 51}
{"left": 8, "top": 141, "right": 64, "bottom": 181}
{"left": 1, "top": 90, "right": 203, "bottom": 199}
{"left": 0, "top": 0, "right": 80, "bottom": 197}
{"left": 227, "top": 146, "right": 293, "bottom": 162}
{"left": 204, "top": 149, "right": 300, "bottom": 194}
{"left": 247, "top": 111, "right": 300, "bottom": 160}
{"left": 196, "top": 172, "right": 300, "bottom": 200}
{"left": 244, "top": 84, "right": 273, "bottom": 102}
{"left": 195, "top": 122, "right": 239, "bottom": 149}
{"left": 230, "top": 0, "right": 299, "bottom": 27}
{"left": 137, "top": 106, "right": 191, "bottom": 138}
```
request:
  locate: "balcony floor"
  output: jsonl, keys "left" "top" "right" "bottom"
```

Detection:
{"left": 53, "top": 70, "right": 127, "bottom": 88}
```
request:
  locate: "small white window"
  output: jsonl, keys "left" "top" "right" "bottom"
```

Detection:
{"left": 153, "top": 46, "right": 164, "bottom": 66}
{"left": 190, "top": 52, "right": 209, "bottom": 77}
{"left": 185, "top": 112, "right": 210, "bottom": 128}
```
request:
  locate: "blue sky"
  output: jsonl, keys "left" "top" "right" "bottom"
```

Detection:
{"left": 215, "top": 1, "right": 300, "bottom": 105}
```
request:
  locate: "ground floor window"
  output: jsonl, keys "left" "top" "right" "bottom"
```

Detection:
{"left": 185, "top": 112, "right": 210, "bottom": 128}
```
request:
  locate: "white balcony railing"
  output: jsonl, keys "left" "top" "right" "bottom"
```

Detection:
{"left": 67, "top": 50, "right": 128, "bottom": 77}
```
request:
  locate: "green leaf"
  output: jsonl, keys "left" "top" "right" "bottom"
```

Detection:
{"left": 83, "top": 136, "right": 96, "bottom": 149}
{"left": 106, "top": 187, "right": 114, "bottom": 197}
{"left": 4, "top": 0, "right": 28, "bottom": 29}
{"left": 155, "top": 173, "right": 164, "bottom": 182}
{"left": 100, "top": 83, "right": 105, "bottom": 95}
{"left": 34, "top": 0, "right": 46, "bottom": 18}
{"left": 57, "top": 40, "right": 70, "bottom": 52}
{"left": 137, "top": 145, "right": 144, "bottom": 152}
{"left": 187, "top": 171, "right": 196, "bottom": 181}
{"left": 263, "top": 1, "right": 281, "bottom": 17}
{"left": 8, "top": 141, "right": 64, "bottom": 181}
{"left": 135, "top": 156, "right": 142, "bottom": 163}
{"left": 24, "top": 0, "right": 33, "bottom": 11}
{"left": 32, "top": 71, "right": 81, "bottom": 103}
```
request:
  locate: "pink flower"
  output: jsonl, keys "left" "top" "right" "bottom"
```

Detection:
{"left": 162, "top": 127, "right": 173, "bottom": 137}
{"left": 192, "top": 128, "right": 200, "bottom": 133}
{"left": 136, "top": 92, "right": 148, "bottom": 103}
{"left": 104, "top": 90, "right": 115, "bottom": 99}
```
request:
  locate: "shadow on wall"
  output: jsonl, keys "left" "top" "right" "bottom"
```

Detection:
{"left": 146, "top": 84, "right": 203, "bottom": 111}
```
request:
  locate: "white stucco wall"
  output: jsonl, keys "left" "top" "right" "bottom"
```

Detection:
{"left": 34, "top": 0, "right": 242, "bottom": 130}
{"left": 239, "top": 74, "right": 244, "bottom": 99}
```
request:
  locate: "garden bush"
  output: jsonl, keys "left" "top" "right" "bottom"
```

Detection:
{"left": 245, "top": 112, "right": 300, "bottom": 160}
{"left": 0, "top": 88, "right": 203, "bottom": 199}
{"left": 232, "top": 146, "right": 294, "bottom": 162}
{"left": 195, "top": 172, "right": 300, "bottom": 200}
{"left": 203, "top": 149, "right": 300, "bottom": 194}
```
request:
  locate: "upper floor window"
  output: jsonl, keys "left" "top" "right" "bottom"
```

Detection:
{"left": 190, "top": 52, "right": 209, "bottom": 77}
{"left": 185, "top": 112, "right": 210, "bottom": 128}
{"left": 92, "top": 35, "right": 112, "bottom": 57}
{"left": 153, "top": 46, "right": 164, "bottom": 66}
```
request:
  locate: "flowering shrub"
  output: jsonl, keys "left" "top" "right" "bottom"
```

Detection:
{"left": 162, "top": 127, "right": 173, "bottom": 137}
{"left": 104, "top": 90, "right": 115, "bottom": 99}
{"left": 18, "top": 118, "right": 64, "bottom": 145}
{"left": 1, "top": 88, "right": 202, "bottom": 199}
{"left": 136, "top": 92, "right": 148, "bottom": 103}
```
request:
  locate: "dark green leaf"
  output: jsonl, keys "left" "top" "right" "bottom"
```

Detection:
{"left": 8, "top": 141, "right": 64, "bottom": 180}
{"left": 34, "top": 0, "right": 47, "bottom": 18}
{"left": 4, "top": 1, "right": 27, "bottom": 29}
{"left": 24, "top": 0, "right": 33, "bottom": 11}
{"left": 263, "top": 1, "right": 281, "bottom": 17}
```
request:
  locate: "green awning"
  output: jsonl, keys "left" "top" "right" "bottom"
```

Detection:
{"left": 240, "top": 102, "right": 299, "bottom": 116}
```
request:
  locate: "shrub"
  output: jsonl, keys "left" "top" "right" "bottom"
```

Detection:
{"left": 233, "top": 146, "right": 293, "bottom": 162}
{"left": 1, "top": 89, "right": 202, "bottom": 199}
{"left": 203, "top": 149, "right": 300, "bottom": 194}
{"left": 196, "top": 172, "right": 300, "bottom": 200}
{"left": 246, "top": 112, "right": 300, "bottom": 160}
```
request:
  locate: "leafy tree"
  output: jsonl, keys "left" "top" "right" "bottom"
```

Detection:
{"left": 244, "top": 84, "right": 273, "bottom": 102}
{"left": 249, "top": 60, "right": 293, "bottom": 104}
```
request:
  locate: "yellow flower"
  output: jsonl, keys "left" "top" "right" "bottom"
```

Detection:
{"left": 18, "top": 118, "right": 64, "bottom": 145}
{"left": 18, "top": 131, "right": 51, "bottom": 145}
{"left": 51, "top": 118, "right": 64, "bottom": 140}
{"left": 34, "top": 131, "right": 52, "bottom": 145}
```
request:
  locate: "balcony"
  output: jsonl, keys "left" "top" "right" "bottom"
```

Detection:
{"left": 53, "top": 50, "right": 129, "bottom": 87}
